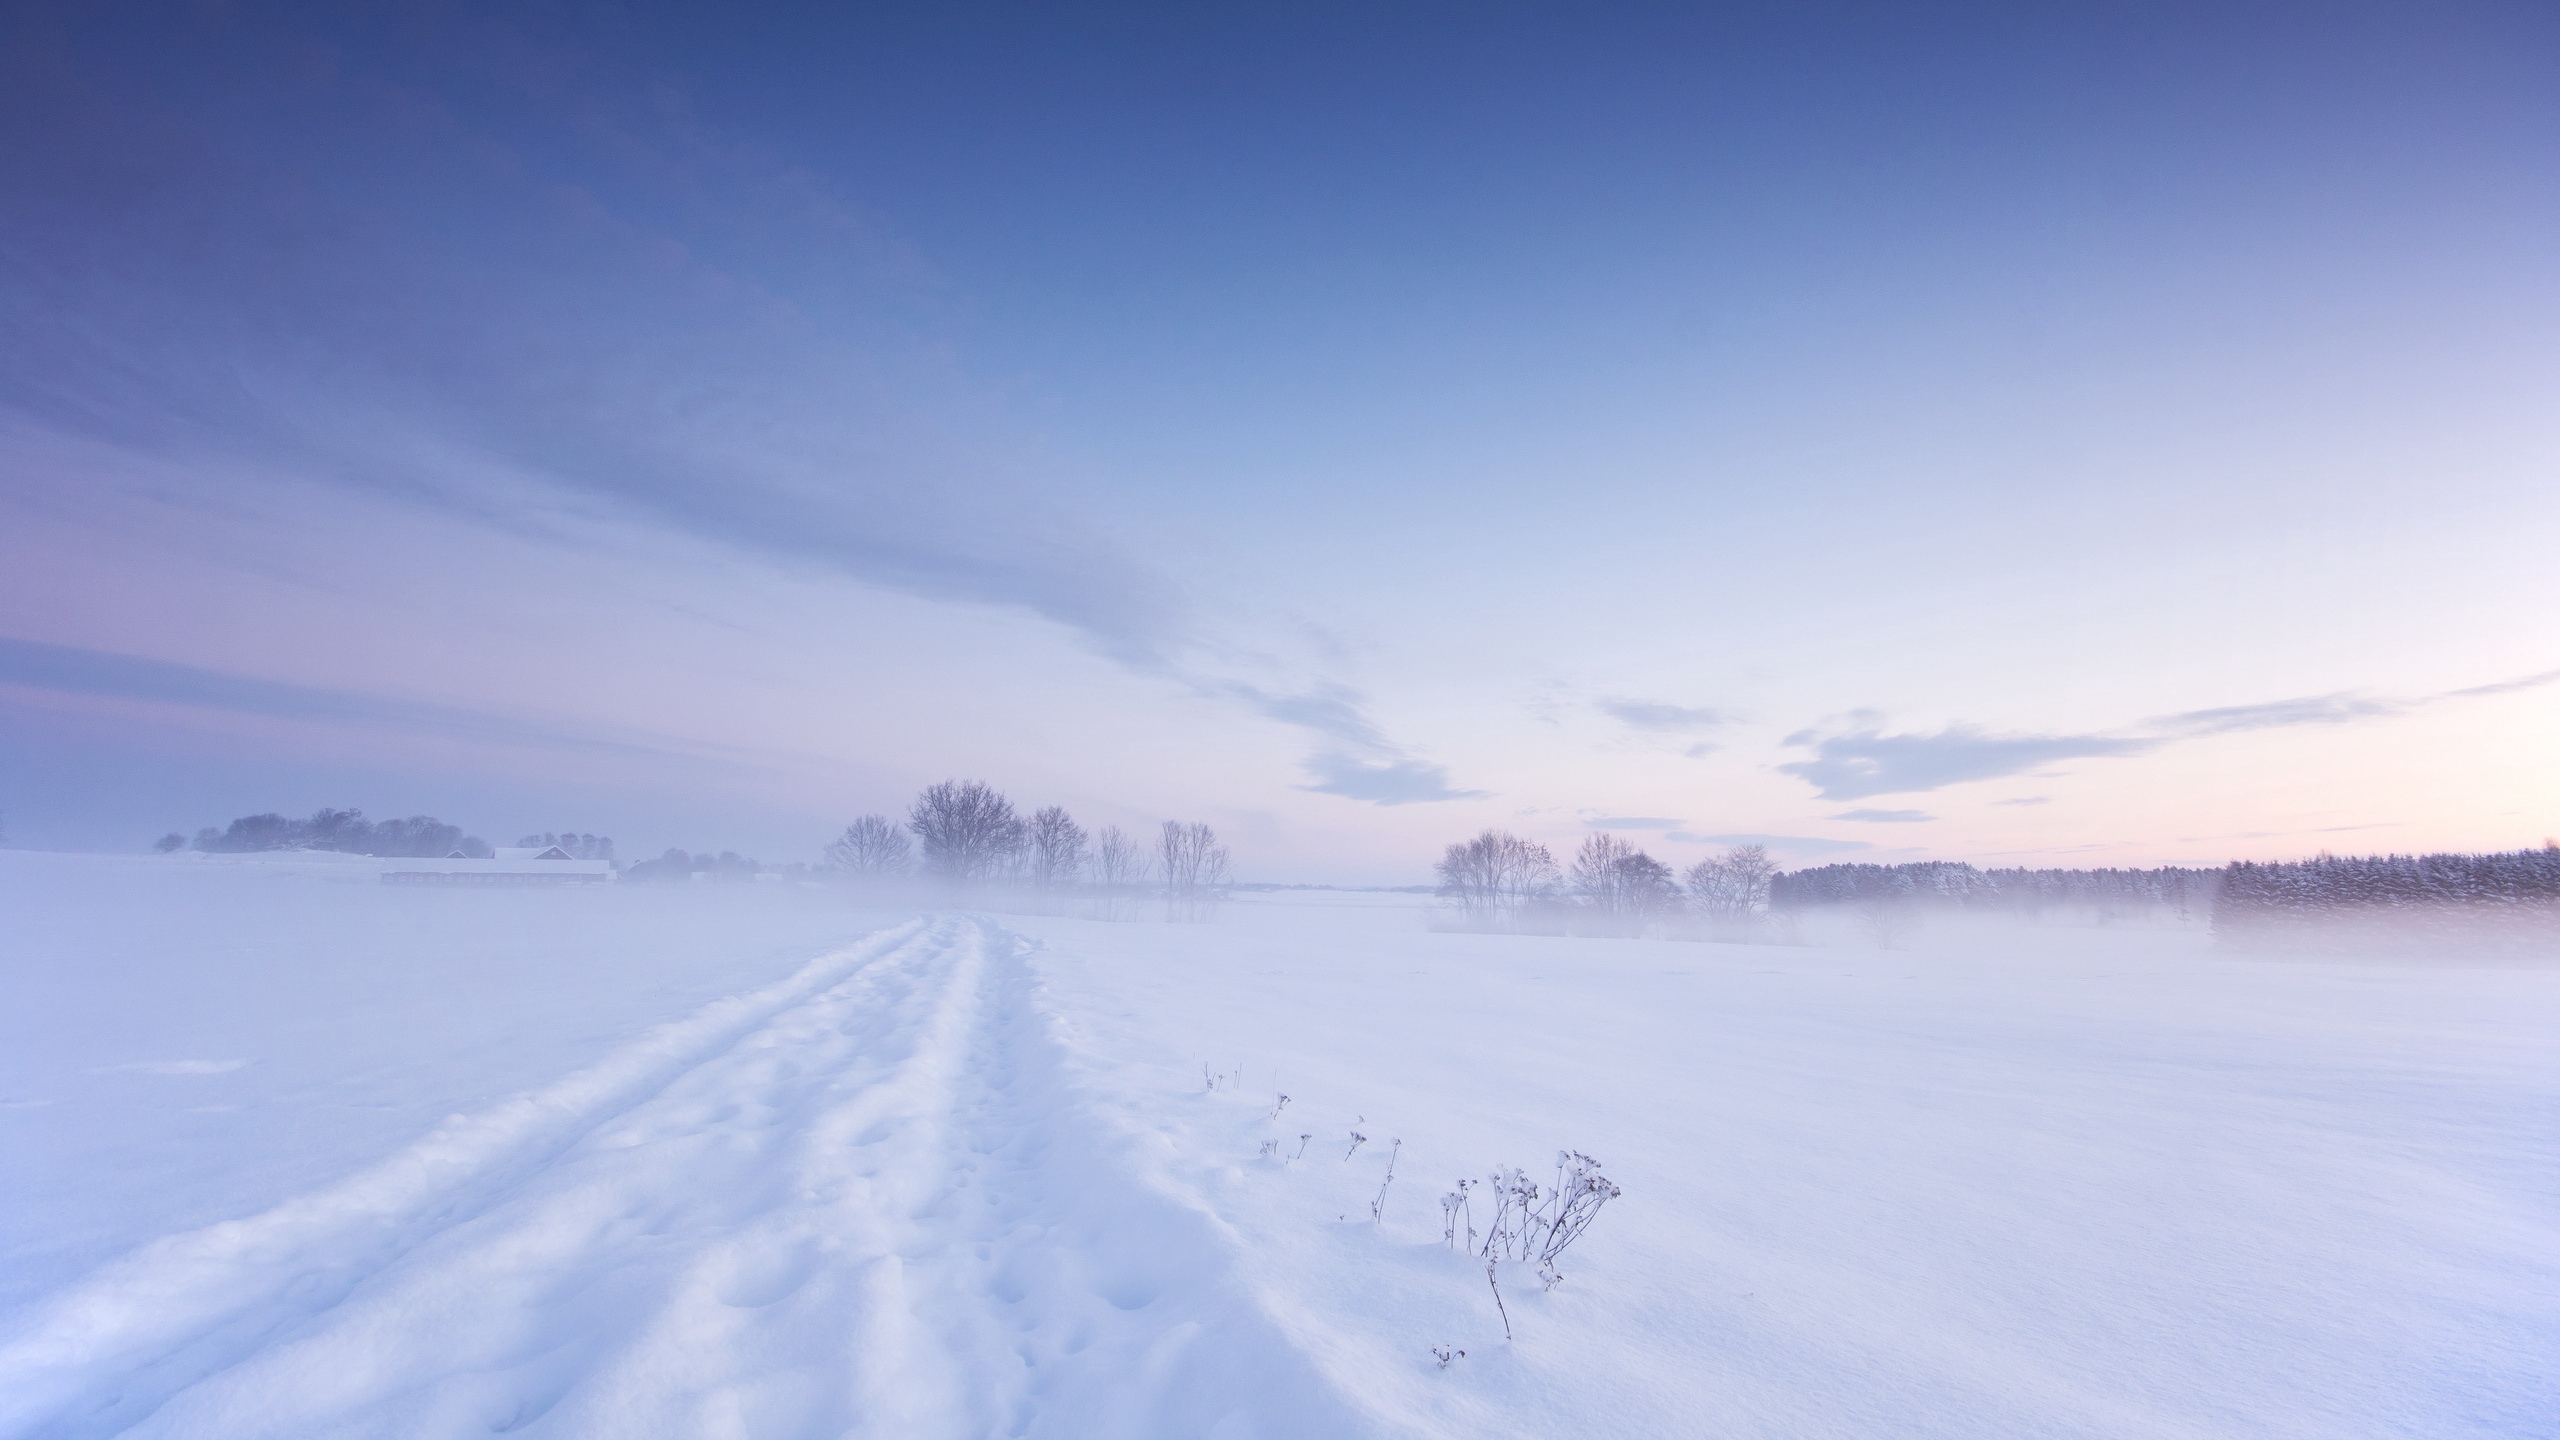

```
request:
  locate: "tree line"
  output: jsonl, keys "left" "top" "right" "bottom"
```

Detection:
{"left": 624, "top": 848, "right": 771, "bottom": 884}
{"left": 2215, "top": 847, "right": 2560, "bottom": 952}
{"left": 1432, "top": 832, "right": 2560, "bottom": 949}
{"left": 1765, "top": 847, "right": 2560, "bottom": 952}
{"left": 517, "top": 832, "right": 615, "bottom": 861}
{"left": 1432, "top": 830, "right": 1777, "bottom": 936}
{"left": 2219, "top": 847, "right": 2560, "bottom": 913}
{"left": 158, "top": 808, "right": 497, "bottom": 859}
{"left": 1770, "top": 861, "right": 2222, "bottom": 918}
{"left": 826, "top": 780, "right": 1231, "bottom": 919}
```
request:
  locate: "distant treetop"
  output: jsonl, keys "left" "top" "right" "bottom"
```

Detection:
{"left": 180, "top": 808, "right": 492, "bottom": 858}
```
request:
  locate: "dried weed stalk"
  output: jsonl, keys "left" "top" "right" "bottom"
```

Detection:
{"left": 1369, "top": 1138, "right": 1402, "bottom": 1223}
{"left": 1451, "top": 1151, "right": 1622, "bottom": 1291}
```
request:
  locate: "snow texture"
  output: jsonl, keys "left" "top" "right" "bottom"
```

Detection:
{"left": 2, "top": 853, "right": 2553, "bottom": 1437}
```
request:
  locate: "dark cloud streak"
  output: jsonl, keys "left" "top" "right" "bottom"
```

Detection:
{"left": 0, "top": 7, "right": 1182, "bottom": 667}
{"left": 0, "top": 635, "right": 699, "bottom": 766}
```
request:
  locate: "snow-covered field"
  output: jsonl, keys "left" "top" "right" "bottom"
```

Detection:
{"left": 2, "top": 853, "right": 2552, "bottom": 1437}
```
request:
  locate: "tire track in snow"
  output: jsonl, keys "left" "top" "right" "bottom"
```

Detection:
{"left": 1, "top": 917, "right": 1381, "bottom": 1439}
{"left": 0, "top": 919, "right": 932, "bottom": 1439}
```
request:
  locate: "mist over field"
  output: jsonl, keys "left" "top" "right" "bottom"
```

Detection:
{"left": 3, "top": 3, "right": 2555, "bottom": 1437}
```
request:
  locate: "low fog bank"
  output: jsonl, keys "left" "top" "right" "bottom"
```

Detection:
{"left": 1425, "top": 829, "right": 2559, "bottom": 963}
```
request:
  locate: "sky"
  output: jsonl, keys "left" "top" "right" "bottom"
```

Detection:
{"left": 2, "top": 0, "right": 2555, "bottom": 880}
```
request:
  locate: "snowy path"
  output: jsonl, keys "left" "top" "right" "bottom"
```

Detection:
{"left": 0, "top": 917, "right": 1370, "bottom": 1440}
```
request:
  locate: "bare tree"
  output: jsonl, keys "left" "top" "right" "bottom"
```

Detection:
{"left": 1434, "top": 830, "right": 1559, "bottom": 928}
{"left": 1027, "top": 806, "right": 1088, "bottom": 891}
{"left": 825, "top": 815, "right": 912, "bottom": 879}
{"left": 1571, "top": 832, "right": 1632, "bottom": 910}
{"left": 1091, "top": 825, "right": 1146, "bottom": 888}
{"left": 907, "top": 780, "right": 1025, "bottom": 886}
{"left": 1089, "top": 824, "right": 1149, "bottom": 920}
{"left": 1727, "top": 843, "right": 1776, "bottom": 913}
{"left": 1572, "top": 833, "right": 1680, "bottom": 935}
{"left": 1683, "top": 844, "right": 1775, "bottom": 931}
{"left": 1159, "top": 820, "right": 1231, "bottom": 922}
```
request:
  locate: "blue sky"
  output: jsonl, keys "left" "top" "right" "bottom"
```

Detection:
{"left": 2, "top": 1, "right": 2554, "bottom": 876}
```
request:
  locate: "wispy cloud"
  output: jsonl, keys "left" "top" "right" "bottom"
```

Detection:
{"left": 1833, "top": 808, "right": 1934, "bottom": 823}
{"left": 2446, "top": 668, "right": 2560, "bottom": 699}
{"left": 1780, "top": 666, "right": 2560, "bottom": 801}
{"left": 1225, "top": 682, "right": 1390, "bottom": 751}
{"left": 2145, "top": 693, "right": 2400, "bottom": 736}
{"left": 1223, "top": 680, "right": 1485, "bottom": 805}
{"left": 1300, "top": 753, "right": 1487, "bottom": 805}
{"left": 1670, "top": 831, "right": 1873, "bottom": 856}
{"left": 1778, "top": 724, "right": 2151, "bottom": 801}
{"left": 89, "top": 1059, "right": 249, "bottom": 1076}
{"left": 1597, "top": 699, "right": 1729, "bottom": 733}
{"left": 1584, "top": 816, "right": 1683, "bottom": 830}
{"left": 1991, "top": 796, "right": 2051, "bottom": 807}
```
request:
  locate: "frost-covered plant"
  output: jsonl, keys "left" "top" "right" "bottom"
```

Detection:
{"left": 1369, "top": 1139, "right": 1402, "bottom": 1223}
{"left": 1454, "top": 1152, "right": 1622, "bottom": 1289}
{"left": 1491, "top": 1165, "right": 1540, "bottom": 1260}
{"left": 1527, "top": 1151, "right": 1622, "bottom": 1288}
{"left": 1293, "top": 1133, "right": 1311, "bottom": 1161}
{"left": 1270, "top": 1093, "right": 1291, "bottom": 1119}
{"left": 1432, "top": 1344, "right": 1466, "bottom": 1369}
{"left": 1344, "top": 1129, "right": 1368, "bottom": 1161}
{"left": 1441, "top": 1178, "right": 1476, "bottom": 1252}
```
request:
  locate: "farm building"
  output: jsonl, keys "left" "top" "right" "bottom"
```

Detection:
{"left": 381, "top": 846, "right": 614, "bottom": 886}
